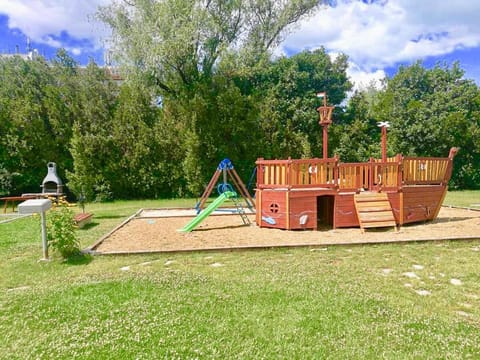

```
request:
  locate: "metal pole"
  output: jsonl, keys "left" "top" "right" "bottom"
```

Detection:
{"left": 40, "top": 211, "right": 48, "bottom": 260}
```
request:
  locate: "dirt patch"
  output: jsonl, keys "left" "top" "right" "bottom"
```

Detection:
{"left": 91, "top": 207, "right": 480, "bottom": 254}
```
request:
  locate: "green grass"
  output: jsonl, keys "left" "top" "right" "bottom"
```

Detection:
{"left": 1, "top": 192, "right": 479, "bottom": 359}
{"left": 444, "top": 190, "right": 480, "bottom": 208}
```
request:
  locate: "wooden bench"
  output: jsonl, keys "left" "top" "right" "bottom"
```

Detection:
{"left": 74, "top": 213, "right": 93, "bottom": 228}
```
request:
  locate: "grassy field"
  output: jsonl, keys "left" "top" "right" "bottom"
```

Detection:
{"left": 444, "top": 190, "right": 480, "bottom": 208}
{"left": 1, "top": 191, "right": 479, "bottom": 359}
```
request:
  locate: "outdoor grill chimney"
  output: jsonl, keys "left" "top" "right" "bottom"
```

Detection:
{"left": 41, "top": 162, "right": 63, "bottom": 195}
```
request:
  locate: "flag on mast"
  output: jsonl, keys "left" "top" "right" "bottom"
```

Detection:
{"left": 316, "top": 92, "right": 326, "bottom": 98}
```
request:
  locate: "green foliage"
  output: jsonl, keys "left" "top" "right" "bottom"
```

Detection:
{"left": 67, "top": 61, "right": 118, "bottom": 201}
{"left": 1, "top": 7, "right": 479, "bottom": 196}
{"left": 0, "top": 164, "right": 17, "bottom": 196}
{"left": 335, "top": 87, "right": 383, "bottom": 161}
{"left": 0, "top": 55, "right": 74, "bottom": 194}
{"left": 375, "top": 61, "right": 480, "bottom": 188}
{"left": 96, "top": 0, "right": 328, "bottom": 195}
{"left": 93, "top": 180, "right": 114, "bottom": 203}
{"left": 174, "top": 77, "right": 263, "bottom": 194}
{"left": 255, "top": 48, "right": 352, "bottom": 159}
{"left": 98, "top": 0, "right": 321, "bottom": 95}
{"left": 47, "top": 202, "right": 80, "bottom": 258}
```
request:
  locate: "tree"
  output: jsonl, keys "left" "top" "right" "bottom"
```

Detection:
{"left": 67, "top": 61, "right": 118, "bottom": 201}
{"left": 97, "top": 0, "right": 324, "bottom": 194}
{"left": 98, "top": 0, "right": 321, "bottom": 96}
{"left": 109, "top": 81, "right": 170, "bottom": 198}
{"left": 0, "top": 54, "right": 76, "bottom": 195}
{"left": 45, "top": 50, "right": 81, "bottom": 176}
{"left": 335, "top": 86, "right": 383, "bottom": 162}
{"left": 375, "top": 61, "right": 480, "bottom": 188}
{"left": 255, "top": 48, "right": 352, "bottom": 159}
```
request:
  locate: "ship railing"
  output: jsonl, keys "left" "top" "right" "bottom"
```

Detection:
{"left": 402, "top": 157, "right": 451, "bottom": 185}
{"left": 256, "top": 152, "right": 454, "bottom": 191}
{"left": 338, "top": 159, "right": 401, "bottom": 191}
{"left": 256, "top": 157, "right": 338, "bottom": 189}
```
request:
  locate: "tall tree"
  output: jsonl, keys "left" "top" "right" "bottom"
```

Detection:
{"left": 255, "top": 48, "right": 352, "bottom": 159}
{"left": 375, "top": 61, "right": 480, "bottom": 188}
{"left": 109, "top": 81, "right": 171, "bottom": 198}
{"left": 99, "top": 0, "right": 321, "bottom": 96}
{"left": 335, "top": 86, "right": 383, "bottom": 162}
{"left": 0, "top": 54, "right": 76, "bottom": 195}
{"left": 68, "top": 61, "right": 118, "bottom": 200}
{"left": 97, "top": 0, "right": 323, "bottom": 194}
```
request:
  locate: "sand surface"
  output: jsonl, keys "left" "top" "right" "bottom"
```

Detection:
{"left": 91, "top": 207, "right": 480, "bottom": 254}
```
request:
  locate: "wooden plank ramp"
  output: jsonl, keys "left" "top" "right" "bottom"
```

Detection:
{"left": 354, "top": 192, "right": 397, "bottom": 233}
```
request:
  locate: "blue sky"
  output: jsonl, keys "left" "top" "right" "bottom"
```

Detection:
{"left": 1, "top": 0, "right": 480, "bottom": 91}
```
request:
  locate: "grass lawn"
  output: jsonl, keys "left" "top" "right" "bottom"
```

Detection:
{"left": 1, "top": 192, "right": 479, "bottom": 359}
{"left": 444, "top": 190, "right": 480, "bottom": 208}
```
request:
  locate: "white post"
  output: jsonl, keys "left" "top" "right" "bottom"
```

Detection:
{"left": 18, "top": 199, "right": 52, "bottom": 261}
{"left": 40, "top": 211, "right": 49, "bottom": 260}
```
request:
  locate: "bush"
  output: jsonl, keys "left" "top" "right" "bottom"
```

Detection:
{"left": 94, "top": 181, "right": 114, "bottom": 202}
{"left": 47, "top": 202, "right": 80, "bottom": 258}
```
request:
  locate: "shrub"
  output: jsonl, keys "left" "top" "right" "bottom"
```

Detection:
{"left": 47, "top": 202, "right": 80, "bottom": 258}
{"left": 94, "top": 181, "right": 113, "bottom": 202}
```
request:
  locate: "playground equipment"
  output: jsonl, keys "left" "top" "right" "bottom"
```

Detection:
{"left": 255, "top": 92, "right": 458, "bottom": 231}
{"left": 180, "top": 191, "right": 250, "bottom": 232}
{"left": 195, "top": 158, "right": 255, "bottom": 214}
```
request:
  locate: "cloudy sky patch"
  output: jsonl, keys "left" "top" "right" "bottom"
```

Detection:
{"left": 1, "top": 0, "right": 479, "bottom": 89}
{"left": 282, "top": 0, "right": 480, "bottom": 89}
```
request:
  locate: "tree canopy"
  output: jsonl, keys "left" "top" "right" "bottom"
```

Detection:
{"left": 0, "top": 54, "right": 76, "bottom": 195}
{"left": 339, "top": 61, "right": 480, "bottom": 188}
{"left": 95, "top": 0, "right": 344, "bottom": 196}
{"left": 378, "top": 62, "right": 480, "bottom": 188}
{"left": 98, "top": 0, "right": 322, "bottom": 95}
{"left": 1, "top": 2, "right": 479, "bottom": 199}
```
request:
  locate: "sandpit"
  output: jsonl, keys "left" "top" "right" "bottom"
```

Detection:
{"left": 88, "top": 207, "right": 480, "bottom": 254}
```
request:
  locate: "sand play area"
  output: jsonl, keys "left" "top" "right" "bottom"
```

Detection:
{"left": 88, "top": 206, "right": 480, "bottom": 254}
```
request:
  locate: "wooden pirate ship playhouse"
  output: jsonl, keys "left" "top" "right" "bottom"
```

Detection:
{"left": 255, "top": 93, "right": 458, "bottom": 231}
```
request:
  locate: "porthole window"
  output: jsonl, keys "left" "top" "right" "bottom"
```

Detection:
{"left": 269, "top": 203, "right": 280, "bottom": 213}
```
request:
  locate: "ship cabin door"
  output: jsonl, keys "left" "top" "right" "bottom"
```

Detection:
{"left": 317, "top": 195, "right": 334, "bottom": 229}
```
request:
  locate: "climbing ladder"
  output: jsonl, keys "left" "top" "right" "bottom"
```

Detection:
{"left": 231, "top": 195, "right": 251, "bottom": 225}
{"left": 354, "top": 192, "right": 397, "bottom": 232}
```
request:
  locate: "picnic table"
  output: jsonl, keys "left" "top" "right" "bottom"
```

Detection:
{"left": 1, "top": 195, "right": 39, "bottom": 214}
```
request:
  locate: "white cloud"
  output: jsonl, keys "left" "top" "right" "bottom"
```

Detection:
{"left": 347, "top": 62, "right": 385, "bottom": 92}
{"left": 0, "top": 0, "right": 110, "bottom": 50}
{"left": 70, "top": 47, "right": 82, "bottom": 56}
{"left": 282, "top": 0, "right": 480, "bottom": 84}
{"left": 2, "top": 0, "right": 479, "bottom": 84}
{"left": 42, "top": 35, "right": 62, "bottom": 49}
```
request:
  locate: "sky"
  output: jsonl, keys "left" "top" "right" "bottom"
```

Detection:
{"left": 1, "top": 0, "right": 480, "bottom": 91}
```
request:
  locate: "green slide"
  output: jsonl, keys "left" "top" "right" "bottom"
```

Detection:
{"left": 179, "top": 191, "right": 236, "bottom": 232}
